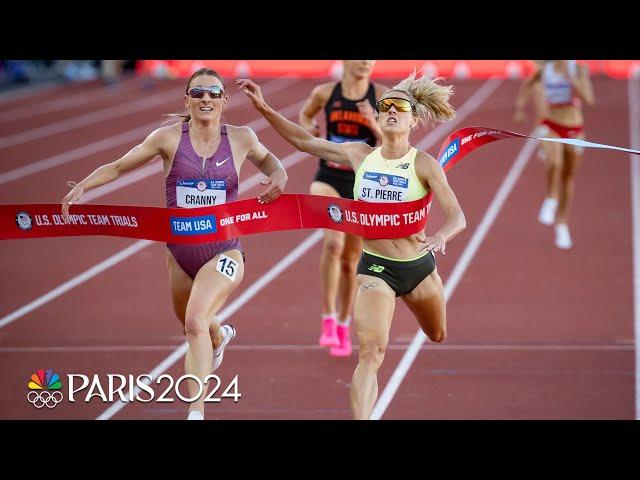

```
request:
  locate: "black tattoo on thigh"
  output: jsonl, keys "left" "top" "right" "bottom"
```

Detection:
{"left": 361, "top": 281, "right": 379, "bottom": 291}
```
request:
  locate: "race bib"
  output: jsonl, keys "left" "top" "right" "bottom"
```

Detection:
{"left": 176, "top": 179, "right": 226, "bottom": 208}
{"left": 216, "top": 254, "right": 238, "bottom": 281}
{"left": 544, "top": 81, "right": 573, "bottom": 105}
{"left": 358, "top": 171, "right": 408, "bottom": 203}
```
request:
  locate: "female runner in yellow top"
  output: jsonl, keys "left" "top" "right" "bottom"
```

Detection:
{"left": 237, "top": 72, "right": 466, "bottom": 419}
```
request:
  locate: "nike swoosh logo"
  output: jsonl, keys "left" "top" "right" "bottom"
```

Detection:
{"left": 216, "top": 156, "right": 232, "bottom": 167}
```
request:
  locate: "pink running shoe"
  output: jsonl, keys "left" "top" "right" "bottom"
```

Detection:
{"left": 319, "top": 317, "right": 340, "bottom": 347}
{"left": 330, "top": 324, "right": 352, "bottom": 357}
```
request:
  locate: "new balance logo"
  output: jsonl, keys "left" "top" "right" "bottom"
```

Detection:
{"left": 395, "top": 163, "right": 410, "bottom": 169}
{"left": 368, "top": 264, "right": 385, "bottom": 273}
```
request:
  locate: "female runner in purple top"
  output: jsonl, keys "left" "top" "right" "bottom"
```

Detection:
{"left": 62, "top": 68, "right": 288, "bottom": 420}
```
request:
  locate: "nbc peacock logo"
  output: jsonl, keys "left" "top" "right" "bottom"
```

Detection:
{"left": 27, "top": 369, "right": 64, "bottom": 409}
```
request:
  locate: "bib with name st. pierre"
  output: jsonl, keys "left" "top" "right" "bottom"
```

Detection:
{"left": 354, "top": 147, "right": 428, "bottom": 203}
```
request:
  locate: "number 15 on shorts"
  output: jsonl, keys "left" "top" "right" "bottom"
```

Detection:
{"left": 217, "top": 254, "right": 238, "bottom": 281}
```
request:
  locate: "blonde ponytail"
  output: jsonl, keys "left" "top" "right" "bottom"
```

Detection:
{"left": 390, "top": 70, "right": 456, "bottom": 125}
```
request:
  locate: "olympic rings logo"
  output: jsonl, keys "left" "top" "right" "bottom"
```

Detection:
{"left": 27, "top": 390, "right": 64, "bottom": 409}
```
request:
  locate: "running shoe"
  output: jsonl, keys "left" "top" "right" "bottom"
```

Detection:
{"left": 212, "top": 324, "right": 236, "bottom": 372}
{"left": 538, "top": 197, "right": 557, "bottom": 226}
{"left": 187, "top": 410, "right": 204, "bottom": 420}
{"left": 555, "top": 223, "right": 573, "bottom": 249}
{"left": 330, "top": 324, "right": 352, "bottom": 357}
{"left": 319, "top": 317, "right": 340, "bottom": 347}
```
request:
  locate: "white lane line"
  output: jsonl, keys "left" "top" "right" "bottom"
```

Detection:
{"left": 96, "top": 229, "right": 324, "bottom": 420}
{"left": 0, "top": 77, "right": 140, "bottom": 123}
{"left": 0, "top": 240, "right": 152, "bottom": 329}
{"left": 0, "top": 125, "right": 159, "bottom": 185}
{"left": 0, "top": 77, "right": 298, "bottom": 150}
{"left": 1, "top": 343, "right": 632, "bottom": 353}
{"left": 95, "top": 79, "right": 500, "bottom": 420}
{"left": 0, "top": 78, "right": 299, "bottom": 185}
{"left": 0, "top": 81, "right": 64, "bottom": 103}
{"left": 628, "top": 76, "right": 640, "bottom": 419}
{"left": 371, "top": 138, "right": 538, "bottom": 420}
{"left": 0, "top": 149, "right": 310, "bottom": 330}
{"left": 0, "top": 87, "right": 183, "bottom": 149}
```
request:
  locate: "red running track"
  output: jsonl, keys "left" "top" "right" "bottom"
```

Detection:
{"left": 0, "top": 76, "right": 635, "bottom": 419}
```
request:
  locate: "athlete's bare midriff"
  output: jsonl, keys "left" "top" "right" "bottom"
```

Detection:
{"left": 353, "top": 145, "right": 431, "bottom": 260}
{"left": 363, "top": 236, "right": 427, "bottom": 260}
{"left": 547, "top": 103, "right": 583, "bottom": 127}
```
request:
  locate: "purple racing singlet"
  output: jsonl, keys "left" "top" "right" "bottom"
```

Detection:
{"left": 166, "top": 123, "right": 243, "bottom": 278}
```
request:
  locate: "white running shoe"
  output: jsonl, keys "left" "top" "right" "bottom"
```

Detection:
{"left": 555, "top": 223, "right": 573, "bottom": 249}
{"left": 538, "top": 198, "right": 558, "bottom": 226}
{"left": 187, "top": 410, "right": 204, "bottom": 420}
{"left": 212, "top": 324, "right": 236, "bottom": 372}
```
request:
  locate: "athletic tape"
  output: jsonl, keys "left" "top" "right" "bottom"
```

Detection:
{"left": 1, "top": 194, "right": 429, "bottom": 243}
{"left": 3, "top": 126, "right": 638, "bottom": 244}
{"left": 437, "top": 126, "right": 640, "bottom": 172}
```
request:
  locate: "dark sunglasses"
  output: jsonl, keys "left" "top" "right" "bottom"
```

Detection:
{"left": 188, "top": 85, "right": 224, "bottom": 99}
{"left": 376, "top": 97, "right": 415, "bottom": 113}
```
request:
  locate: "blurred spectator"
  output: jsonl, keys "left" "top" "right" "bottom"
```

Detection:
{"left": 1, "top": 60, "right": 30, "bottom": 84}
{"left": 0, "top": 60, "right": 61, "bottom": 91}
{"left": 100, "top": 60, "right": 126, "bottom": 85}
{"left": 0, "top": 60, "right": 135, "bottom": 92}
{"left": 56, "top": 60, "right": 99, "bottom": 81}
